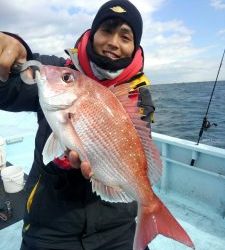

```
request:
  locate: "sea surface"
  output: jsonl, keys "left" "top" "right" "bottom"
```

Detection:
{"left": 150, "top": 80, "right": 225, "bottom": 149}
{"left": 0, "top": 80, "right": 225, "bottom": 149}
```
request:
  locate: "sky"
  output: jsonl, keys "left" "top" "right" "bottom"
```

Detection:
{"left": 1, "top": 0, "right": 225, "bottom": 84}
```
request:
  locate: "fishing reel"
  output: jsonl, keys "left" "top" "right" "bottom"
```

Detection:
{"left": 202, "top": 117, "right": 217, "bottom": 131}
{"left": 197, "top": 116, "right": 218, "bottom": 145}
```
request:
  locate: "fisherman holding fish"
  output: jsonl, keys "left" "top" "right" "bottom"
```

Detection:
{"left": 0, "top": 1, "right": 195, "bottom": 250}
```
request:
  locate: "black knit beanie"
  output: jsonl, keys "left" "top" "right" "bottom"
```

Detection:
{"left": 90, "top": 0, "right": 143, "bottom": 49}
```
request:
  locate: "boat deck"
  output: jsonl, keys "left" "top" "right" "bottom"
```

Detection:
{"left": 0, "top": 131, "right": 225, "bottom": 250}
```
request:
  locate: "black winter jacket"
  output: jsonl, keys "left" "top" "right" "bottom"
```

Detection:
{"left": 0, "top": 53, "right": 142, "bottom": 249}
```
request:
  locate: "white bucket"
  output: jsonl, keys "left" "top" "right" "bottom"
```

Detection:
{"left": 1, "top": 166, "right": 24, "bottom": 193}
{"left": 0, "top": 136, "right": 6, "bottom": 170}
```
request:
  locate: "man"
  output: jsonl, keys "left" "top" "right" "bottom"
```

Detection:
{"left": 0, "top": 1, "right": 154, "bottom": 249}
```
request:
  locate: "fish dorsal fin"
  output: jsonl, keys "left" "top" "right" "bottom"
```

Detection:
{"left": 42, "top": 132, "right": 66, "bottom": 165}
{"left": 91, "top": 178, "right": 134, "bottom": 203}
{"left": 110, "top": 83, "right": 162, "bottom": 186}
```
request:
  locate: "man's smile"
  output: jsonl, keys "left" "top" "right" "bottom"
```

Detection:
{"left": 103, "top": 50, "right": 120, "bottom": 60}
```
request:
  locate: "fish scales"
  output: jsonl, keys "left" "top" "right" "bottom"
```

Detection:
{"left": 72, "top": 96, "right": 145, "bottom": 199}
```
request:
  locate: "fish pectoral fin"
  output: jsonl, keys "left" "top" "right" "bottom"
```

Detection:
{"left": 42, "top": 132, "right": 66, "bottom": 165}
{"left": 91, "top": 178, "right": 134, "bottom": 203}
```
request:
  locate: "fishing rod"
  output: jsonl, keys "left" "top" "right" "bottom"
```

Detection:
{"left": 196, "top": 48, "right": 225, "bottom": 144}
{"left": 190, "top": 48, "right": 225, "bottom": 166}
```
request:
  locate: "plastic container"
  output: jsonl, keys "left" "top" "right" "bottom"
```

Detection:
{"left": 0, "top": 136, "right": 6, "bottom": 170}
{"left": 1, "top": 166, "right": 24, "bottom": 193}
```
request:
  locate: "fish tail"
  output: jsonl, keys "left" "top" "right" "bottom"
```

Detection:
{"left": 134, "top": 196, "right": 195, "bottom": 250}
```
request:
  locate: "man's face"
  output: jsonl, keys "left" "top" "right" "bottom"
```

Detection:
{"left": 93, "top": 23, "right": 135, "bottom": 60}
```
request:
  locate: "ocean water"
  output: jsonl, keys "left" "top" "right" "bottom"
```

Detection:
{"left": 0, "top": 81, "right": 224, "bottom": 149}
{"left": 150, "top": 81, "right": 225, "bottom": 149}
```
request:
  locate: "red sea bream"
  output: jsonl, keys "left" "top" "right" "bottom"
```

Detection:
{"left": 34, "top": 65, "right": 195, "bottom": 250}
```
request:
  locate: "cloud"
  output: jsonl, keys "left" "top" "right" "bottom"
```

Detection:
{"left": 2, "top": 0, "right": 224, "bottom": 84}
{"left": 1, "top": 0, "right": 166, "bottom": 57}
{"left": 141, "top": 18, "right": 213, "bottom": 83}
{"left": 210, "top": 0, "right": 225, "bottom": 9}
{"left": 1, "top": 0, "right": 105, "bottom": 55}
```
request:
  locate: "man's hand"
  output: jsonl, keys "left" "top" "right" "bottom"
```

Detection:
{"left": 66, "top": 150, "right": 93, "bottom": 179}
{"left": 0, "top": 32, "right": 27, "bottom": 82}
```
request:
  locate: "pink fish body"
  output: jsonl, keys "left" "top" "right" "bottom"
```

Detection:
{"left": 35, "top": 65, "right": 194, "bottom": 250}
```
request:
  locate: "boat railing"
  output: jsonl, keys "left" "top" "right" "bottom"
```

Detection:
{"left": 152, "top": 132, "right": 225, "bottom": 218}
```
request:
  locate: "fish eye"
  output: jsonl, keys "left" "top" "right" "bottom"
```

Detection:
{"left": 62, "top": 73, "right": 74, "bottom": 83}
